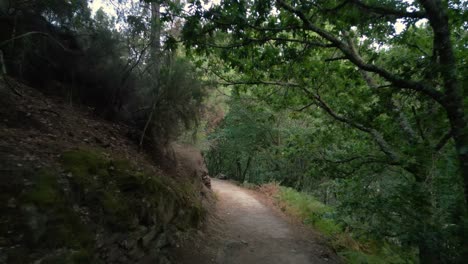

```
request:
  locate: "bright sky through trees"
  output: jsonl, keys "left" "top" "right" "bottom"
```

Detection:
{"left": 89, "top": 0, "right": 412, "bottom": 34}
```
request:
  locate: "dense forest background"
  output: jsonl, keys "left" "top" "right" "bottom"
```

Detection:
{"left": 0, "top": 0, "right": 467, "bottom": 263}
{"left": 0, "top": 0, "right": 206, "bottom": 162}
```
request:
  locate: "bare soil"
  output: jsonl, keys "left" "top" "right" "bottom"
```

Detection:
{"left": 172, "top": 179, "right": 341, "bottom": 264}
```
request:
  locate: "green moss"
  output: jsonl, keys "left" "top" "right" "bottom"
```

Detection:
{"left": 70, "top": 249, "right": 96, "bottom": 263}
{"left": 5, "top": 148, "right": 205, "bottom": 263}
{"left": 61, "top": 149, "right": 109, "bottom": 188}
{"left": 110, "top": 159, "right": 133, "bottom": 177}
{"left": 97, "top": 187, "right": 136, "bottom": 230}
{"left": 40, "top": 249, "right": 96, "bottom": 264}
{"left": 22, "top": 169, "right": 60, "bottom": 206}
{"left": 60, "top": 149, "right": 203, "bottom": 231}
{"left": 17, "top": 167, "right": 94, "bottom": 256}
{"left": 45, "top": 208, "right": 94, "bottom": 249}
{"left": 99, "top": 189, "right": 123, "bottom": 214}
{"left": 190, "top": 202, "right": 206, "bottom": 227}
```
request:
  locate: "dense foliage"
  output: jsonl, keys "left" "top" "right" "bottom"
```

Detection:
{"left": 1, "top": 0, "right": 467, "bottom": 263}
{"left": 184, "top": 0, "right": 468, "bottom": 263}
{"left": 0, "top": 0, "right": 207, "bottom": 158}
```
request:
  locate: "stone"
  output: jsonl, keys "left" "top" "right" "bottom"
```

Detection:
{"left": 141, "top": 226, "right": 160, "bottom": 248}
{"left": 128, "top": 247, "right": 145, "bottom": 260}
{"left": 119, "top": 237, "right": 138, "bottom": 250}
{"left": 158, "top": 255, "right": 172, "bottom": 264}
{"left": 107, "top": 247, "right": 123, "bottom": 263}
{"left": 103, "top": 233, "right": 125, "bottom": 247}
{"left": 155, "top": 233, "right": 168, "bottom": 249}
{"left": 7, "top": 198, "right": 17, "bottom": 208}
{"left": 146, "top": 247, "right": 161, "bottom": 261}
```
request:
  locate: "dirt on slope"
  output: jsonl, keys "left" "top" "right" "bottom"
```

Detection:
{"left": 0, "top": 78, "right": 212, "bottom": 263}
{"left": 172, "top": 179, "right": 341, "bottom": 264}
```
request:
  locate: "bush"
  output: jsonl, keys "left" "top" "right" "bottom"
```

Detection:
{"left": 274, "top": 186, "right": 417, "bottom": 264}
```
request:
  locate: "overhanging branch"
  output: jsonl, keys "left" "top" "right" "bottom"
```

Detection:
{"left": 276, "top": 0, "right": 444, "bottom": 106}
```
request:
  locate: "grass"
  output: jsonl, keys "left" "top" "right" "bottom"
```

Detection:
{"left": 265, "top": 184, "right": 417, "bottom": 264}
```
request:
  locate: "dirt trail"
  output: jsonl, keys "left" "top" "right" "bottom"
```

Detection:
{"left": 173, "top": 179, "right": 340, "bottom": 264}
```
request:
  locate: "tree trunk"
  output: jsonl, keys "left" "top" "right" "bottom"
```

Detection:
{"left": 150, "top": 1, "right": 161, "bottom": 65}
{"left": 419, "top": 0, "right": 467, "bottom": 207}
{"left": 419, "top": 243, "right": 440, "bottom": 264}
{"left": 419, "top": 1, "right": 468, "bottom": 260}
{"left": 241, "top": 156, "right": 252, "bottom": 182}
{"left": 236, "top": 158, "right": 242, "bottom": 181}
{"left": 0, "top": 50, "right": 6, "bottom": 75}
{"left": 140, "top": 1, "right": 162, "bottom": 148}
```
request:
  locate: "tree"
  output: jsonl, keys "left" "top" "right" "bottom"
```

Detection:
{"left": 183, "top": 0, "right": 467, "bottom": 262}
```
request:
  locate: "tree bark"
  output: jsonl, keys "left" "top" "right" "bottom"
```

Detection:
{"left": 150, "top": 1, "right": 161, "bottom": 65}
{"left": 419, "top": 0, "right": 468, "bottom": 261}
{"left": 140, "top": 1, "right": 162, "bottom": 148}
{"left": 418, "top": 0, "right": 467, "bottom": 205}
{"left": 242, "top": 156, "right": 252, "bottom": 182}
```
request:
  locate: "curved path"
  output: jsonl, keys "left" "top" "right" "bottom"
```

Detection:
{"left": 173, "top": 179, "right": 340, "bottom": 264}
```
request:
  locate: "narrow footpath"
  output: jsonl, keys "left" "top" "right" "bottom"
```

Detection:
{"left": 173, "top": 179, "right": 340, "bottom": 264}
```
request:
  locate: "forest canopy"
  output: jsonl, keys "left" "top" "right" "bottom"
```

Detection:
{"left": 181, "top": 0, "right": 467, "bottom": 263}
{"left": 0, "top": 0, "right": 467, "bottom": 263}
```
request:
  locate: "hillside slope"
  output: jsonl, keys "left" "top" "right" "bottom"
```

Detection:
{"left": 0, "top": 78, "right": 212, "bottom": 264}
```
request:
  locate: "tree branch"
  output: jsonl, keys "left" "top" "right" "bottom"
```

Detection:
{"left": 435, "top": 130, "right": 453, "bottom": 152}
{"left": 301, "top": 87, "right": 401, "bottom": 162}
{"left": 350, "top": 0, "right": 426, "bottom": 19}
{"left": 202, "top": 36, "right": 333, "bottom": 49}
{"left": 276, "top": 0, "right": 444, "bottom": 106}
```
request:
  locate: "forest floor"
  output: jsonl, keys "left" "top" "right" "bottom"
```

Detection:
{"left": 171, "top": 179, "right": 341, "bottom": 264}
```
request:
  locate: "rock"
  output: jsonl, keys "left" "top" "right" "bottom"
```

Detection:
{"left": 107, "top": 247, "right": 123, "bottom": 263}
{"left": 155, "top": 233, "right": 168, "bottom": 248}
{"left": 146, "top": 247, "right": 161, "bottom": 261}
{"left": 141, "top": 226, "right": 160, "bottom": 248}
{"left": 94, "top": 137, "right": 104, "bottom": 144}
{"left": 103, "top": 233, "right": 125, "bottom": 247}
{"left": 119, "top": 238, "right": 137, "bottom": 250}
{"left": 158, "top": 255, "right": 171, "bottom": 264}
{"left": 128, "top": 247, "right": 145, "bottom": 260}
{"left": 7, "top": 198, "right": 17, "bottom": 208}
{"left": 21, "top": 205, "right": 47, "bottom": 243}
{"left": 135, "top": 225, "right": 149, "bottom": 236}
{"left": 202, "top": 174, "right": 211, "bottom": 189}
{"left": 216, "top": 173, "right": 227, "bottom": 179}
{"left": 116, "top": 255, "right": 131, "bottom": 264}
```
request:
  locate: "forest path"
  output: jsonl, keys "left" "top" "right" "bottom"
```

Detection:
{"left": 172, "top": 179, "right": 340, "bottom": 264}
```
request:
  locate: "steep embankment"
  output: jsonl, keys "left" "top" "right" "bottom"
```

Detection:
{"left": 0, "top": 79, "right": 212, "bottom": 264}
{"left": 173, "top": 179, "right": 340, "bottom": 264}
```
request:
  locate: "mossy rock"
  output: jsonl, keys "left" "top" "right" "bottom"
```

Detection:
{"left": 3, "top": 148, "right": 206, "bottom": 263}
{"left": 21, "top": 169, "right": 60, "bottom": 206}
{"left": 20, "top": 169, "right": 94, "bottom": 249}
{"left": 40, "top": 249, "right": 98, "bottom": 264}
{"left": 2, "top": 166, "right": 95, "bottom": 263}
{"left": 59, "top": 149, "right": 199, "bottom": 231}
{"left": 61, "top": 149, "right": 110, "bottom": 190}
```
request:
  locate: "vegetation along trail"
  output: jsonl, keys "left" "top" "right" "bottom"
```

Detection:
{"left": 174, "top": 179, "right": 340, "bottom": 264}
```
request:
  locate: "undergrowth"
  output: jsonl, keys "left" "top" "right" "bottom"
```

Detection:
{"left": 261, "top": 183, "right": 417, "bottom": 264}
